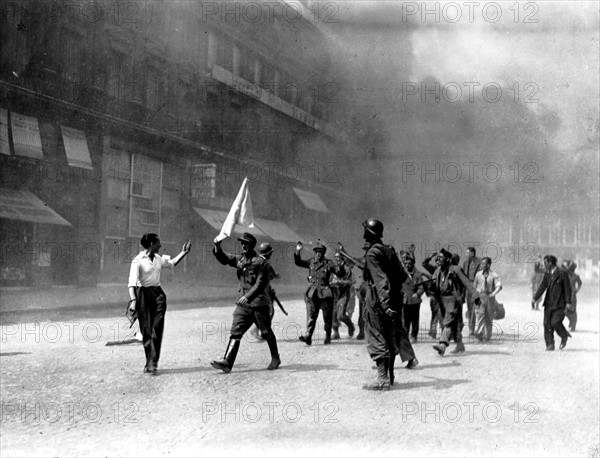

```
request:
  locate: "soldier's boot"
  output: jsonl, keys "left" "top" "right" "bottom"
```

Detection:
{"left": 342, "top": 317, "right": 355, "bottom": 337}
{"left": 356, "top": 324, "right": 365, "bottom": 340}
{"left": 324, "top": 332, "right": 332, "bottom": 345}
{"left": 347, "top": 320, "right": 355, "bottom": 337}
{"left": 266, "top": 337, "right": 281, "bottom": 370}
{"left": 211, "top": 338, "right": 240, "bottom": 373}
{"left": 332, "top": 328, "right": 341, "bottom": 340}
{"left": 389, "top": 354, "right": 396, "bottom": 386}
{"left": 450, "top": 341, "right": 465, "bottom": 354}
{"left": 362, "top": 358, "right": 391, "bottom": 391}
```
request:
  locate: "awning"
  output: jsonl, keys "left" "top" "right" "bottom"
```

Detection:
{"left": 0, "top": 188, "right": 72, "bottom": 226}
{"left": 292, "top": 187, "right": 329, "bottom": 213}
{"left": 0, "top": 108, "right": 9, "bottom": 156}
{"left": 254, "top": 218, "right": 302, "bottom": 242}
{"left": 61, "top": 126, "right": 93, "bottom": 170}
{"left": 11, "top": 112, "right": 43, "bottom": 159}
{"left": 193, "top": 207, "right": 266, "bottom": 237}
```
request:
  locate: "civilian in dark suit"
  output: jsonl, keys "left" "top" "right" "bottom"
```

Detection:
{"left": 532, "top": 255, "right": 572, "bottom": 351}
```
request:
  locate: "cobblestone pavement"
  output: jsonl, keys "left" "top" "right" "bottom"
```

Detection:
{"left": 1, "top": 284, "right": 598, "bottom": 457}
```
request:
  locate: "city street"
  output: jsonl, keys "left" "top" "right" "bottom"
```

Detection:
{"left": 1, "top": 283, "right": 598, "bottom": 457}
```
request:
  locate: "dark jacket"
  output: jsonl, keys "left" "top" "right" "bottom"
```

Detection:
{"left": 214, "top": 248, "right": 271, "bottom": 308}
{"left": 402, "top": 267, "right": 429, "bottom": 305}
{"left": 432, "top": 264, "right": 479, "bottom": 304}
{"left": 363, "top": 241, "right": 407, "bottom": 312}
{"left": 294, "top": 253, "right": 345, "bottom": 300}
{"left": 533, "top": 268, "right": 572, "bottom": 311}
{"left": 462, "top": 256, "right": 482, "bottom": 282}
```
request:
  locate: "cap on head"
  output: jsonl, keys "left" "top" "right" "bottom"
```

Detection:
{"left": 258, "top": 242, "right": 273, "bottom": 257}
{"left": 362, "top": 218, "right": 384, "bottom": 237}
{"left": 237, "top": 232, "right": 257, "bottom": 246}
{"left": 439, "top": 248, "right": 453, "bottom": 260}
{"left": 313, "top": 242, "right": 327, "bottom": 253}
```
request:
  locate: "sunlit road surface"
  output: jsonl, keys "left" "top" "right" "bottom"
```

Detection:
{"left": 1, "top": 284, "right": 598, "bottom": 457}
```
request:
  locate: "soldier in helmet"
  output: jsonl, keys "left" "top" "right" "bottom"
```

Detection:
{"left": 211, "top": 233, "right": 281, "bottom": 372}
{"left": 294, "top": 241, "right": 346, "bottom": 345}
{"left": 330, "top": 251, "right": 356, "bottom": 339}
{"left": 361, "top": 218, "right": 409, "bottom": 391}
{"left": 250, "top": 242, "right": 279, "bottom": 341}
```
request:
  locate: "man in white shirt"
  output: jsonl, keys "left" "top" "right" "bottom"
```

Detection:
{"left": 127, "top": 233, "right": 191, "bottom": 374}
{"left": 473, "top": 257, "right": 502, "bottom": 342}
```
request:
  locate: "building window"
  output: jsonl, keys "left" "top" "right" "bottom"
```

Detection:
{"left": 145, "top": 66, "right": 164, "bottom": 111}
{"left": 106, "top": 50, "right": 124, "bottom": 99}
{"left": 61, "top": 30, "right": 83, "bottom": 82}
{"left": 239, "top": 49, "right": 255, "bottom": 83}
{"left": 216, "top": 34, "right": 233, "bottom": 71}
{"left": 1, "top": 4, "right": 30, "bottom": 73}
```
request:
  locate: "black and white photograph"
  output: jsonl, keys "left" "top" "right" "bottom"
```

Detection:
{"left": 0, "top": 0, "right": 598, "bottom": 456}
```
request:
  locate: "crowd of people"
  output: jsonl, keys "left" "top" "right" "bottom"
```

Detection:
{"left": 125, "top": 221, "right": 583, "bottom": 390}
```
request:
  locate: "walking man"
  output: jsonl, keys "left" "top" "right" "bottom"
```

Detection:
{"left": 533, "top": 255, "right": 572, "bottom": 350}
{"left": 211, "top": 233, "right": 280, "bottom": 372}
{"left": 462, "top": 247, "right": 481, "bottom": 336}
{"left": 295, "top": 241, "right": 345, "bottom": 345}
{"left": 401, "top": 252, "right": 429, "bottom": 343}
{"left": 562, "top": 259, "right": 582, "bottom": 332}
{"left": 127, "top": 233, "right": 191, "bottom": 374}
{"left": 431, "top": 249, "right": 480, "bottom": 356}
{"left": 331, "top": 252, "right": 356, "bottom": 339}
{"left": 473, "top": 257, "right": 502, "bottom": 342}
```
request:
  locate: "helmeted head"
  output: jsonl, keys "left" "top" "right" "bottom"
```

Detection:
{"left": 258, "top": 242, "right": 274, "bottom": 259}
{"left": 362, "top": 218, "right": 383, "bottom": 242}
{"left": 333, "top": 251, "right": 344, "bottom": 265}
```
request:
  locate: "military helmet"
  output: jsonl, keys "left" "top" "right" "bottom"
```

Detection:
{"left": 258, "top": 242, "right": 274, "bottom": 257}
{"left": 362, "top": 218, "right": 384, "bottom": 237}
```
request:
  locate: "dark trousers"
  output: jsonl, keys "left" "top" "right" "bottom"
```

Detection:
{"left": 544, "top": 306, "right": 570, "bottom": 347}
{"left": 365, "top": 302, "right": 396, "bottom": 360}
{"left": 394, "top": 312, "right": 416, "bottom": 362}
{"left": 137, "top": 286, "right": 167, "bottom": 368}
{"left": 305, "top": 295, "right": 333, "bottom": 337}
{"left": 465, "top": 290, "right": 476, "bottom": 334}
{"left": 429, "top": 296, "right": 441, "bottom": 335}
{"left": 332, "top": 286, "right": 353, "bottom": 331}
{"left": 565, "top": 300, "right": 577, "bottom": 330}
{"left": 439, "top": 297, "right": 463, "bottom": 345}
{"left": 231, "top": 304, "right": 275, "bottom": 340}
{"left": 358, "top": 295, "right": 365, "bottom": 334}
{"left": 402, "top": 303, "right": 421, "bottom": 339}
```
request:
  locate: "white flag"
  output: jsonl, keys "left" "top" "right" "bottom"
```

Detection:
{"left": 215, "top": 177, "right": 254, "bottom": 242}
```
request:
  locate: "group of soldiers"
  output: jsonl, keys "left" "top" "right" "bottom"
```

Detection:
{"left": 127, "top": 219, "right": 583, "bottom": 390}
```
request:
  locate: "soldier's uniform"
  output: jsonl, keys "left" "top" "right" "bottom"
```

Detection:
{"left": 360, "top": 218, "right": 412, "bottom": 390}
{"left": 330, "top": 255, "right": 356, "bottom": 339}
{"left": 295, "top": 243, "right": 345, "bottom": 345}
{"left": 211, "top": 233, "right": 280, "bottom": 372}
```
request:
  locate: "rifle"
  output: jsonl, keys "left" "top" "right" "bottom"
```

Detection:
{"left": 272, "top": 293, "right": 289, "bottom": 316}
{"left": 414, "top": 278, "right": 435, "bottom": 288}
{"left": 336, "top": 243, "right": 365, "bottom": 270}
